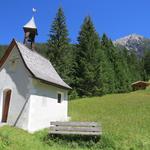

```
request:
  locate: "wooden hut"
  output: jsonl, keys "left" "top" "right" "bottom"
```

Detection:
{"left": 131, "top": 81, "right": 150, "bottom": 91}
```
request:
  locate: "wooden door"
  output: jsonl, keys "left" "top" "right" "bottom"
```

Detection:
{"left": 2, "top": 90, "right": 11, "bottom": 122}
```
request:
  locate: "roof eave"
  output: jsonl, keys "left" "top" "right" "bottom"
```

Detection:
{"left": 33, "top": 77, "right": 72, "bottom": 90}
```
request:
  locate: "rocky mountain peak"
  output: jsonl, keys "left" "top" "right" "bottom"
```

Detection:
{"left": 114, "top": 34, "right": 144, "bottom": 50}
{"left": 113, "top": 34, "right": 150, "bottom": 56}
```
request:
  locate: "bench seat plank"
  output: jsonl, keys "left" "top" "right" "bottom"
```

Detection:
{"left": 49, "top": 122, "right": 102, "bottom": 136}
{"left": 50, "top": 131, "right": 101, "bottom": 136}
{"left": 51, "top": 122, "right": 100, "bottom": 127}
{"left": 50, "top": 126, "right": 101, "bottom": 132}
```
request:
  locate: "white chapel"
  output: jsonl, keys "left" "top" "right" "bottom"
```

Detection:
{"left": 0, "top": 16, "right": 71, "bottom": 132}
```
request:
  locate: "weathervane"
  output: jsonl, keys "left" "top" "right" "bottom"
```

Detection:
{"left": 32, "top": 8, "right": 37, "bottom": 15}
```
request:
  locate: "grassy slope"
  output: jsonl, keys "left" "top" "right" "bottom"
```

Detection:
{"left": 0, "top": 88, "right": 150, "bottom": 150}
{"left": 69, "top": 88, "right": 150, "bottom": 149}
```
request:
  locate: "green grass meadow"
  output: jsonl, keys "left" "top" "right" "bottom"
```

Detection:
{"left": 69, "top": 88, "right": 150, "bottom": 149}
{"left": 0, "top": 87, "right": 150, "bottom": 150}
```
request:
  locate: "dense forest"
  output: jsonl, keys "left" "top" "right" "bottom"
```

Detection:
{"left": 0, "top": 7, "right": 150, "bottom": 99}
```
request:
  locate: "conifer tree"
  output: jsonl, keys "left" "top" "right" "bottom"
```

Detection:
{"left": 101, "top": 34, "right": 116, "bottom": 93}
{"left": 75, "top": 16, "right": 107, "bottom": 96}
{"left": 47, "top": 7, "right": 72, "bottom": 83}
{"left": 114, "top": 50, "right": 131, "bottom": 92}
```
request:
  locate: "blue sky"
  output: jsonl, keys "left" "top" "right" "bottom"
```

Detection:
{"left": 0, "top": 0, "right": 150, "bottom": 44}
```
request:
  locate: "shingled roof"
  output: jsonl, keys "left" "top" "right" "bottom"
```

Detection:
{"left": 0, "top": 39, "right": 71, "bottom": 90}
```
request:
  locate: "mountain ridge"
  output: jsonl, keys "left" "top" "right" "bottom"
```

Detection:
{"left": 114, "top": 34, "right": 150, "bottom": 56}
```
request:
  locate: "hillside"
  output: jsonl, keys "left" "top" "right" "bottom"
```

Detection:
{"left": 0, "top": 88, "right": 150, "bottom": 150}
{"left": 69, "top": 88, "right": 150, "bottom": 149}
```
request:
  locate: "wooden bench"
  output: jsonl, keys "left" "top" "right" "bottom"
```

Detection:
{"left": 49, "top": 122, "right": 102, "bottom": 136}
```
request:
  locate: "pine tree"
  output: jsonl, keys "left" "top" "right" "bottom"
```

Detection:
{"left": 75, "top": 16, "right": 108, "bottom": 96}
{"left": 47, "top": 7, "right": 72, "bottom": 83}
{"left": 114, "top": 50, "right": 131, "bottom": 92}
{"left": 100, "top": 34, "right": 116, "bottom": 93}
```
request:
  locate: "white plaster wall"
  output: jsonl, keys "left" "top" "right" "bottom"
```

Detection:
{"left": 28, "top": 79, "right": 68, "bottom": 132}
{"left": 0, "top": 46, "right": 31, "bottom": 130}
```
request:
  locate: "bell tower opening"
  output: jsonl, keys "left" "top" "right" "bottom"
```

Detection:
{"left": 23, "top": 17, "right": 38, "bottom": 50}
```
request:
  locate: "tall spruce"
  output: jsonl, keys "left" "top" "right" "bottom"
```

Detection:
{"left": 47, "top": 7, "right": 72, "bottom": 83}
{"left": 114, "top": 49, "right": 131, "bottom": 92}
{"left": 101, "top": 34, "right": 116, "bottom": 93}
{"left": 75, "top": 16, "right": 108, "bottom": 96}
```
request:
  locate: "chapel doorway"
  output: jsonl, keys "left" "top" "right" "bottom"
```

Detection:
{"left": 2, "top": 89, "right": 11, "bottom": 122}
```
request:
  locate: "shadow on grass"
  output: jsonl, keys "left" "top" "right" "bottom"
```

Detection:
{"left": 43, "top": 134, "right": 116, "bottom": 149}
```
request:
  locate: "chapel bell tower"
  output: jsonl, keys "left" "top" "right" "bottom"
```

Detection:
{"left": 23, "top": 16, "right": 38, "bottom": 50}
